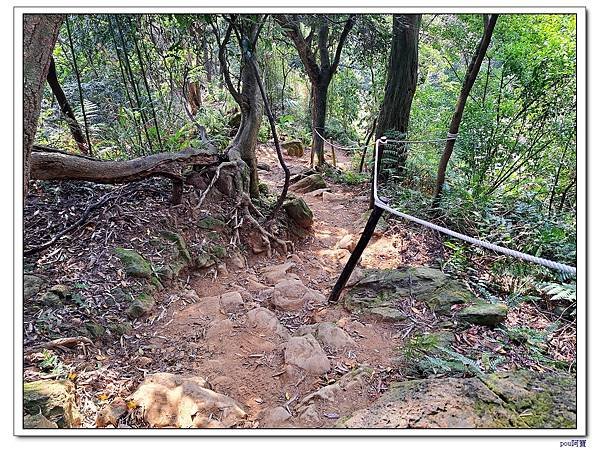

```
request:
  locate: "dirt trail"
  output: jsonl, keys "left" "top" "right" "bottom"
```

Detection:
{"left": 141, "top": 144, "right": 427, "bottom": 427}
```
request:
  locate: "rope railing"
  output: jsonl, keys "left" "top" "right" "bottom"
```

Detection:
{"left": 373, "top": 136, "right": 577, "bottom": 275}
{"left": 313, "top": 127, "right": 369, "bottom": 151}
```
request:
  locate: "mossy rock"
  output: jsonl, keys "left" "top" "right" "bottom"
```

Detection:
{"left": 366, "top": 306, "right": 406, "bottom": 322}
{"left": 114, "top": 248, "right": 153, "bottom": 279}
{"left": 126, "top": 293, "right": 156, "bottom": 319}
{"left": 24, "top": 275, "right": 45, "bottom": 300}
{"left": 195, "top": 253, "right": 216, "bottom": 269}
{"left": 40, "top": 291, "right": 63, "bottom": 307}
{"left": 159, "top": 230, "right": 192, "bottom": 263}
{"left": 107, "top": 321, "right": 133, "bottom": 337}
{"left": 338, "top": 371, "right": 574, "bottom": 428}
{"left": 83, "top": 322, "right": 105, "bottom": 340}
{"left": 23, "top": 380, "right": 81, "bottom": 428}
{"left": 345, "top": 267, "right": 475, "bottom": 317}
{"left": 290, "top": 173, "right": 327, "bottom": 194}
{"left": 483, "top": 370, "right": 576, "bottom": 428}
{"left": 284, "top": 197, "right": 314, "bottom": 229}
{"left": 282, "top": 140, "right": 304, "bottom": 157}
{"left": 457, "top": 302, "right": 508, "bottom": 327}
{"left": 198, "top": 216, "right": 228, "bottom": 232}
{"left": 209, "top": 244, "right": 227, "bottom": 259}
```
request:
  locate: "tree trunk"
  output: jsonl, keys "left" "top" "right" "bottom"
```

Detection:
{"left": 375, "top": 14, "right": 421, "bottom": 176}
{"left": 311, "top": 81, "right": 329, "bottom": 167}
{"left": 46, "top": 56, "right": 89, "bottom": 154}
{"left": 432, "top": 14, "right": 499, "bottom": 203}
{"left": 23, "top": 14, "right": 64, "bottom": 199}
{"left": 227, "top": 28, "right": 263, "bottom": 198}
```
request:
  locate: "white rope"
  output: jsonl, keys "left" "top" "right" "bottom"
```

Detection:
{"left": 313, "top": 128, "right": 368, "bottom": 151}
{"left": 373, "top": 138, "right": 576, "bottom": 275}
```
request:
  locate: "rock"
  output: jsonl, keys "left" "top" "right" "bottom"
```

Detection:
{"left": 48, "top": 284, "right": 70, "bottom": 299}
{"left": 284, "top": 197, "right": 314, "bottom": 229}
{"left": 284, "top": 335, "right": 331, "bottom": 374}
{"left": 198, "top": 216, "right": 228, "bottom": 232}
{"left": 130, "top": 372, "right": 247, "bottom": 428}
{"left": 107, "top": 321, "right": 133, "bottom": 337}
{"left": 261, "top": 406, "right": 292, "bottom": 426}
{"left": 246, "top": 307, "right": 290, "bottom": 340}
{"left": 366, "top": 306, "right": 406, "bottom": 322}
{"left": 483, "top": 370, "right": 576, "bottom": 428}
{"left": 257, "top": 162, "right": 271, "bottom": 171}
{"left": 309, "top": 188, "right": 331, "bottom": 197}
{"left": 322, "top": 191, "right": 345, "bottom": 203}
{"left": 229, "top": 252, "right": 246, "bottom": 270}
{"left": 296, "top": 322, "right": 355, "bottom": 350}
{"left": 195, "top": 253, "right": 215, "bottom": 269}
{"left": 23, "top": 380, "right": 81, "bottom": 428}
{"left": 338, "top": 370, "right": 575, "bottom": 429}
{"left": 24, "top": 274, "right": 45, "bottom": 300}
{"left": 457, "top": 303, "right": 508, "bottom": 327}
{"left": 344, "top": 267, "right": 475, "bottom": 319}
{"left": 261, "top": 261, "right": 296, "bottom": 285}
{"left": 96, "top": 397, "right": 128, "bottom": 428}
{"left": 282, "top": 140, "right": 304, "bottom": 157}
{"left": 290, "top": 173, "right": 327, "bottom": 194}
{"left": 114, "top": 248, "right": 153, "bottom": 279}
{"left": 126, "top": 293, "right": 155, "bottom": 319}
{"left": 40, "top": 291, "right": 62, "bottom": 307}
{"left": 271, "top": 279, "right": 325, "bottom": 311}
{"left": 336, "top": 234, "right": 357, "bottom": 252}
{"left": 84, "top": 322, "right": 105, "bottom": 340}
{"left": 205, "top": 319, "right": 234, "bottom": 340}
{"left": 159, "top": 230, "right": 192, "bottom": 264}
{"left": 24, "top": 413, "right": 58, "bottom": 429}
{"left": 219, "top": 291, "right": 244, "bottom": 312}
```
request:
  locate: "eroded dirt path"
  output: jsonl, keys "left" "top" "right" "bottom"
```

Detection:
{"left": 139, "top": 144, "right": 439, "bottom": 427}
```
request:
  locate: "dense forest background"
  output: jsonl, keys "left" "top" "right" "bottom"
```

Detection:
{"left": 34, "top": 13, "right": 576, "bottom": 287}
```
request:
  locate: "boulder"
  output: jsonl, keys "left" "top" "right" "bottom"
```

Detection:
{"left": 130, "top": 372, "right": 247, "bottom": 428}
{"left": 290, "top": 173, "right": 327, "bottom": 194}
{"left": 284, "top": 335, "right": 331, "bottom": 374}
{"left": 338, "top": 370, "right": 576, "bottom": 429}
{"left": 23, "top": 380, "right": 81, "bottom": 428}
{"left": 24, "top": 274, "right": 45, "bottom": 300}
{"left": 344, "top": 267, "right": 476, "bottom": 319}
{"left": 114, "top": 248, "right": 153, "bottom": 279}
{"left": 282, "top": 140, "right": 304, "bottom": 157}
{"left": 457, "top": 303, "right": 508, "bottom": 327}
{"left": 284, "top": 197, "right": 314, "bottom": 229}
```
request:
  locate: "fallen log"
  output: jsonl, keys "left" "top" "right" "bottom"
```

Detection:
{"left": 31, "top": 145, "right": 220, "bottom": 184}
{"left": 30, "top": 145, "right": 221, "bottom": 204}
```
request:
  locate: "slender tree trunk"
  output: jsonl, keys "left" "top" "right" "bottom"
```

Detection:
{"left": 46, "top": 57, "right": 89, "bottom": 154}
{"left": 230, "top": 59, "right": 263, "bottom": 198}
{"left": 311, "top": 81, "right": 329, "bottom": 167}
{"left": 23, "top": 14, "right": 64, "bottom": 199}
{"left": 432, "top": 14, "right": 499, "bottom": 203}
